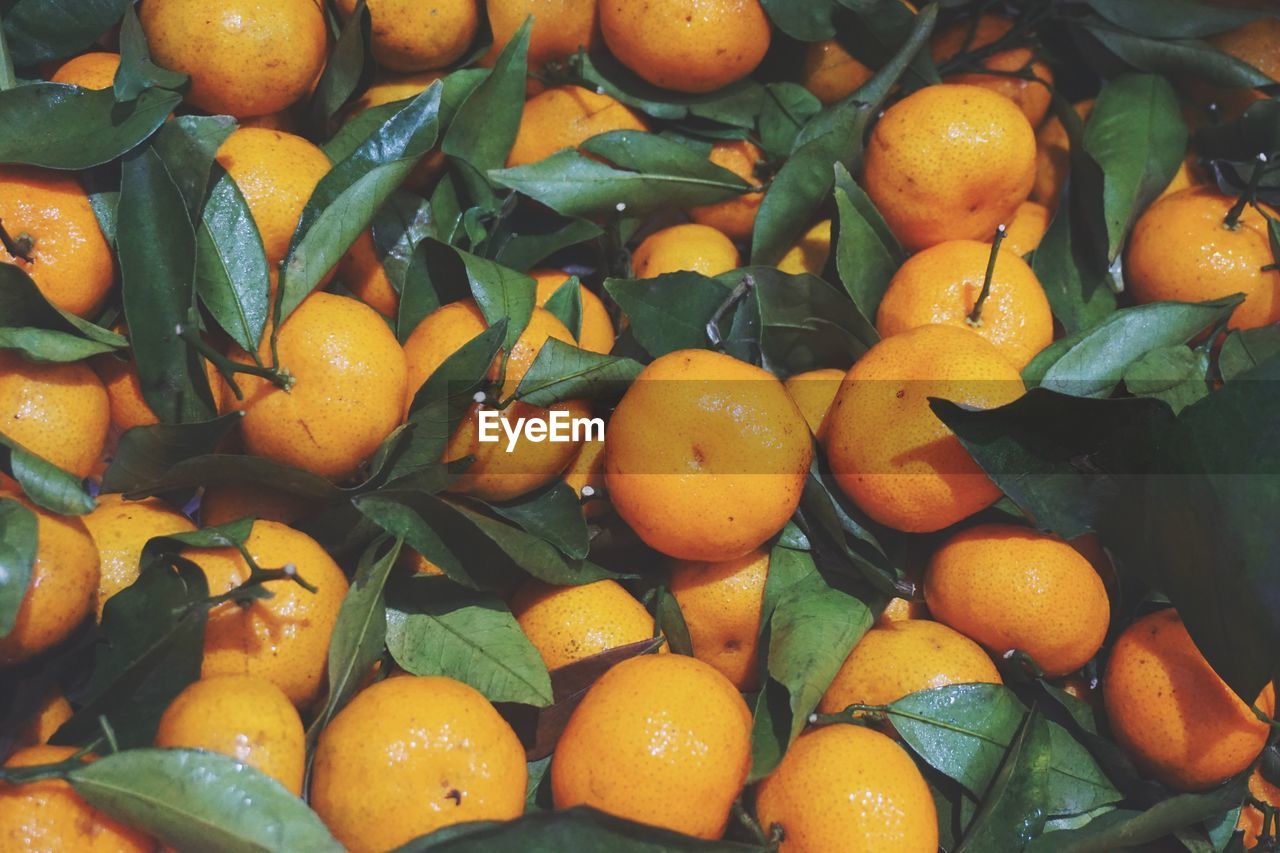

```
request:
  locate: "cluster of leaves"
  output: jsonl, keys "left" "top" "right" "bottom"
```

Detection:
{"left": 2, "top": 0, "right": 1280, "bottom": 851}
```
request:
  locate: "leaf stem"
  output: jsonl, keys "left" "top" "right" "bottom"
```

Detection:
{"left": 732, "top": 799, "right": 768, "bottom": 846}
{"left": 1224, "top": 153, "right": 1269, "bottom": 230}
{"left": 175, "top": 324, "right": 293, "bottom": 394}
{"left": 968, "top": 224, "right": 1007, "bottom": 325}
{"left": 0, "top": 217, "right": 33, "bottom": 262}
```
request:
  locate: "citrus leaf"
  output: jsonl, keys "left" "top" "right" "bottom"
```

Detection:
{"left": 513, "top": 339, "right": 641, "bottom": 408}
{"left": 1028, "top": 203, "right": 1119, "bottom": 335}
{"left": 582, "top": 132, "right": 753, "bottom": 190}
{"left": 0, "top": 327, "right": 116, "bottom": 362}
{"left": 540, "top": 276, "right": 583, "bottom": 340}
{"left": 605, "top": 272, "right": 732, "bottom": 358}
{"left": 1083, "top": 0, "right": 1266, "bottom": 39}
{"left": 100, "top": 414, "right": 242, "bottom": 494}
{"left": 758, "top": 82, "right": 822, "bottom": 158}
{"left": 117, "top": 454, "right": 339, "bottom": 504}
{"left": 442, "top": 17, "right": 529, "bottom": 173}
{"left": 197, "top": 168, "right": 272, "bottom": 352}
{"left": 1083, "top": 23, "right": 1275, "bottom": 88}
{"left": 956, "top": 707, "right": 1054, "bottom": 852}
{"left": 2, "top": 0, "right": 131, "bottom": 66}
{"left": 1219, "top": 325, "right": 1280, "bottom": 382}
{"left": 832, "top": 162, "right": 901, "bottom": 321}
{"left": 651, "top": 587, "right": 693, "bottom": 657}
{"left": 0, "top": 13, "right": 15, "bottom": 91}
{"left": 0, "top": 433, "right": 96, "bottom": 516}
{"left": 832, "top": 0, "right": 940, "bottom": 91}
{"left": 0, "top": 262, "right": 125, "bottom": 351}
{"left": 484, "top": 483, "right": 590, "bottom": 561}
{"left": 113, "top": 5, "right": 187, "bottom": 100}
{"left": 0, "top": 496, "right": 37, "bottom": 637}
{"left": 490, "top": 216, "right": 603, "bottom": 274}
{"left": 307, "top": 0, "right": 373, "bottom": 129}
{"left": 569, "top": 51, "right": 765, "bottom": 127}
{"left": 1121, "top": 345, "right": 1210, "bottom": 414}
{"left": 421, "top": 241, "right": 535, "bottom": 351}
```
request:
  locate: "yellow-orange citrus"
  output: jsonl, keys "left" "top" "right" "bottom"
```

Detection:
{"left": 931, "top": 16, "right": 1054, "bottom": 126}
{"left": 784, "top": 368, "right": 845, "bottom": 437}
{"left": 82, "top": 492, "right": 196, "bottom": 619}
{"left": 532, "top": 268, "right": 616, "bottom": 354}
{"left": 199, "top": 483, "right": 316, "bottom": 527}
{"left": 49, "top": 52, "right": 121, "bottom": 89}
{"left": 776, "top": 220, "right": 832, "bottom": 276}
{"left": 688, "top": 139, "right": 766, "bottom": 241}
{"left": 669, "top": 548, "right": 768, "bottom": 689}
{"left": 0, "top": 350, "right": 109, "bottom": 479}
{"left": 507, "top": 85, "right": 648, "bottom": 167}
{"left": 1238, "top": 768, "right": 1280, "bottom": 849}
{"left": 511, "top": 579, "right": 656, "bottom": 670}
{"left": 483, "top": 0, "right": 600, "bottom": 70}
{"left": 631, "top": 223, "right": 741, "bottom": 279}
{"left": 335, "top": 0, "right": 479, "bottom": 72}
{"left": 802, "top": 40, "right": 873, "bottom": 105}
{"left": 1004, "top": 200, "right": 1052, "bottom": 255}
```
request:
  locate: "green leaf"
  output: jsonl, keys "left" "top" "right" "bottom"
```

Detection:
{"left": 69, "top": 749, "right": 343, "bottom": 853}
{"left": 422, "top": 241, "right": 535, "bottom": 352}
{"left": 569, "top": 51, "right": 764, "bottom": 127}
{"left": 1122, "top": 345, "right": 1211, "bottom": 414}
{"left": 1219, "top": 326, "right": 1280, "bottom": 382}
{"left": 117, "top": 454, "right": 339, "bottom": 505}
{"left": 197, "top": 169, "right": 272, "bottom": 352}
{"left": 956, "top": 707, "right": 1054, "bottom": 852}
{"left": 0, "top": 327, "right": 116, "bottom": 362}
{"left": 758, "top": 83, "right": 823, "bottom": 158}
{"left": 513, "top": 339, "right": 642, "bottom": 408}
{"left": 0, "top": 259, "right": 124, "bottom": 362}
{"left": 0, "top": 432, "right": 97, "bottom": 516}
{"left": 0, "top": 496, "right": 37, "bottom": 637}
{"left": 652, "top": 586, "right": 694, "bottom": 657}
{"left": 1029, "top": 204, "right": 1118, "bottom": 335}
{"left": 442, "top": 17, "right": 529, "bottom": 173}
{"left": 1084, "top": 0, "right": 1267, "bottom": 39}
{"left": 761, "top": 0, "right": 835, "bottom": 40}
{"left": 833, "top": 0, "right": 940, "bottom": 91}
{"left": 1082, "top": 24, "right": 1275, "bottom": 88}
{"left": 605, "top": 272, "right": 732, "bottom": 358}
{"left": 307, "top": 1, "right": 373, "bottom": 130}
{"left": 151, "top": 115, "right": 237, "bottom": 228}
{"left": 113, "top": 5, "right": 187, "bottom": 100}
{"left": 583, "top": 132, "right": 753, "bottom": 191}
{"left": 100, "top": 415, "right": 242, "bottom": 495}
{"left": 832, "top": 163, "right": 901, "bottom": 322}
{"left": 490, "top": 216, "right": 604, "bottom": 274}
{"left": 0, "top": 11, "right": 15, "bottom": 92}
{"left": 541, "top": 276, "right": 583, "bottom": 340}
{"left": 485, "top": 483, "right": 590, "bottom": 561}
{"left": 2, "top": 0, "right": 131, "bottom": 66}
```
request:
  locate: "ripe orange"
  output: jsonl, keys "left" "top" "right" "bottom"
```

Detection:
{"left": 755, "top": 724, "right": 939, "bottom": 853}
{"left": 507, "top": 85, "right": 648, "bottom": 167}
{"left": 878, "top": 595, "right": 929, "bottom": 626}
{"left": 510, "top": 579, "right": 656, "bottom": 670}
{"left": 0, "top": 350, "right": 109, "bottom": 479}
{"left": 0, "top": 166, "right": 114, "bottom": 318}
{"left": 784, "top": 368, "right": 845, "bottom": 437}
{"left": 630, "top": 223, "right": 741, "bottom": 279}
{"left": 552, "top": 654, "right": 752, "bottom": 839}
{"left": 140, "top": 0, "right": 328, "bottom": 118}
{"left": 823, "top": 324, "right": 1024, "bottom": 532}
{"left": 1003, "top": 200, "right": 1052, "bottom": 255}
{"left": 311, "top": 675, "right": 527, "bottom": 852}
{"left": 561, "top": 434, "right": 608, "bottom": 519}
{"left": 875, "top": 238, "right": 1054, "bottom": 369}
{"left": 605, "top": 349, "right": 812, "bottom": 561}
{"left": 16, "top": 690, "right": 74, "bottom": 748}
{"left": 532, "top": 268, "right": 616, "bottom": 354}
{"left": 49, "top": 52, "right": 121, "bottom": 89}
{"left": 863, "top": 83, "right": 1036, "bottom": 252}
{"left": 1104, "top": 608, "right": 1276, "bottom": 791}
{"left": 1238, "top": 768, "right": 1280, "bottom": 849}
{"left": 483, "top": 0, "right": 600, "bottom": 71}
{"left": 776, "top": 219, "right": 832, "bottom": 276}
{"left": 199, "top": 483, "right": 315, "bottom": 527}
{"left": 802, "top": 39, "right": 874, "bottom": 105}
{"left": 668, "top": 548, "right": 768, "bottom": 690}
{"left": 82, "top": 492, "right": 196, "bottom": 620}
{"left": 1031, "top": 99, "right": 1093, "bottom": 210}
{"left": 931, "top": 16, "right": 1055, "bottom": 126}
{"left": 1191, "top": 18, "right": 1280, "bottom": 120}
{"left": 688, "top": 139, "right": 766, "bottom": 241}
{"left": 334, "top": 0, "right": 478, "bottom": 72}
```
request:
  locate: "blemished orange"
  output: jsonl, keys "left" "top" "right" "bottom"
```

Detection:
{"left": 335, "top": 0, "right": 478, "bottom": 72}
{"left": 553, "top": 654, "right": 752, "bottom": 839}
{"left": 507, "top": 85, "right": 648, "bottom": 167}
{"left": 311, "top": 675, "right": 526, "bottom": 852}
{"left": 49, "top": 51, "right": 121, "bottom": 89}
{"left": 510, "top": 579, "right": 656, "bottom": 670}
{"left": 784, "top": 368, "right": 845, "bottom": 437}
{"left": 483, "top": 0, "right": 600, "bottom": 70}
{"left": 630, "top": 223, "right": 741, "bottom": 279}
{"left": 1238, "top": 768, "right": 1280, "bottom": 849}
{"left": 1125, "top": 188, "right": 1280, "bottom": 331}
{"left": 214, "top": 128, "right": 332, "bottom": 269}
{"left": 776, "top": 219, "right": 832, "bottom": 276}
{"left": 1003, "top": 200, "right": 1052, "bottom": 255}
{"left": 863, "top": 84, "right": 1037, "bottom": 252}
{"left": 599, "top": 0, "right": 771, "bottom": 94}
{"left": 688, "top": 139, "right": 766, "bottom": 240}
{"left": 1104, "top": 608, "right": 1276, "bottom": 791}
{"left": 16, "top": 690, "right": 74, "bottom": 747}
{"left": 188, "top": 520, "right": 350, "bottom": 707}
{"left": 755, "top": 724, "right": 938, "bottom": 853}
{"left": 0, "top": 166, "right": 114, "bottom": 318}
{"left": 562, "top": 434, "right": 608, "bottom": 519}
{"left": 0, "top": 493, "right": 99, "bottom": 665}
{"left": 605, "top": 349, "right": 813, "bottom": 561}
{"left": 931, "top": 16, "right": 1055, "bottom": 127}
{"left": 802, "top": 39, "right": 874, "bottom": 104}
{"left": 669, "top": 548, "right": 768, "bottom": 690}
{"left": 1031, "top": 99, "right": 1093, "bottom": 210}
{"left": 532, "top": 268, "right": 617, "bottom": 354}
{"left": 0, "top": 350, "right": 109, "bottom": 479}
{"left": 82, "top": 492, "right": 196, "bottom": 620}
{"left": 818, "top": 619, "right": 1001, "bottom": 714}
{"left": 875, "top": 238, "right": 1054, "bottom": 369}
{"left": 925, "top": 524, "right": 1111, "bottom": 677}
{"left": 0, "top": 746, "right": 153, "bottom": 852}
{"left": 227, "top": 292, "right": 407, "bottom": 481}
{"left": 238, "top": 110, "right": 302, "bottom": 134}
{"left": 823, "top": 324, "right": 1025, "bottom": 532}
{"left": 140, "top": 0, "right": 327, "bottom": 117}
{"left": 200, "top": 483, "right": 316, "bottom": 527}
{"left": 155, "top": 675, "right": 305, "bottom": 795}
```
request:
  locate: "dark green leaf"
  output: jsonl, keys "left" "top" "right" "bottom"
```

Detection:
{"left": 605, "top": 272, "right": 732, "bottom": 358}
{"left": 758, "top": 83, "right": 823, "bottom": 159}
{"left": 0, "top": 14, "right": 15, "bottom": 92}
{"left": 0, "top": 496, "right": 37, "bottom": 637}
{"left": 0, "top": 259, "right": 124, "bottom": 362}
{"left": 1122, "top": 345, "right": 1211, "bottom": 413}
{"left": 0, "top": 433, "right": 96, "bottom": 515}
{"left": 442, "top": 18, "right": 530, "bottom": 173}
{"left": 1219, "top": 325, "right": 1280, "bottom": 382}
{"left": 490, "top": 216, "right": 604, "bottom": 274}
{"left": 1029, "top": 204, "right": 1119, "bottom": 335}
{"left": 583, "top": 132, "right": 752, "bottom": 190}
{"left": 541, "top": 276, "right": 583, "bottom": 340}
{"left": 1084, "top": 0, "right": 1266, "bottom": 39}
{"left": 118, "top": 453, "right": 339, "bottom": 504}
{"left": 151, "top": 116, "right": 236, "bottom": 232}
{"left": 1082, "top": 24, "right": 1274, "bottom": 88}
{"left": 956, "top": 708, "right": 1054, "bottom": 852}
{"left": 101, "top": 414, "right": 242, "bottom": 494}
{"left": 832, "top": 163, "right": 901, "bottom": 321}
{"left": 652, "top": 587, "right": 694, "bottom": 657}
{"left": 114, "top": 5, "right": 187, "bottom": 100}
{"left": 308, "top": 1, "right": 373, "bottom": 130}
{"left": 570, "top": 51, "right": 764, "bottom": 127}
{"left": 197, "top": 169, "right": 272, "bottom": 352}
{"left": 761, "top": 0, "right": 835, "bottom": 40}
{"left": 513, "top": 339, "right": 641, "bottom": 408}
{"left": 422, "top": 241, "right": 535, "bottom": 351}
{"left": 2, "top": 0, "right": 131, "bottom": 66}
{"left": 486, "top": 483, "right": 590, "bottom": 561}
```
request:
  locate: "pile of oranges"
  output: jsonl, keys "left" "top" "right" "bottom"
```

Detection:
{"left": 1, "top": 0, "right": 1279, "bottom": 851}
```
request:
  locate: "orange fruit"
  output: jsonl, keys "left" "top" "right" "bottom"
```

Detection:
{"left": 227, "top": 292, "right": 407, "bottom": 481}
{"left": 824, "top": 324, "right": 1024, "bottom": 532}
{"left": 140, "top": 0, "right": 327, "bottom": 118}
{"left": 877, "top": 595, "right": 929, "bottom": 626}
{"left": 155, "top": 674, "right": 305, "bottom": 794}
{"left": 507, "top": 85, "right": 648, "bottom": 167}
{"left": 931, "top": 16, "right": 1055, "bottom": 127}
{"left": 483, "top": 0, "right": 600, "bottom": 71}
{"left": 863, "top": 83, "right": 1036, "bottom": 252}
{"left": 0, "top": 166, "right": 114, "bottom": 318}
{"left": 1003, "top": 200, "right": 1052, "bottom": 256}
{"left": 311, "top": 675, "right": 526, "bottom": 852}
{"left": 630, "top": 223, "right": 741, "bottom": 279}
{"left": 1192, "top": 18, "right": 1280, "bottom": 120}
{"left": 0, "top": 746, "right": 153, "bottom": 852}
{"left": 776, "top": 219, "right": 832, "bottom": 276}
{"left": 16, "top": 690, "right": 74, "bottom": 747}
{"left": 199, "top": 483, "right": 316, "bottom": 527}
{"left": 1104, "top": 608, "right": 1276, "bottom": 791}
{"left": 562, "top": 434, "right": 608, "bottom": 519}
{"left": 1031, "top": 99, "right": 1093, "bottom": 210}
{"left": 82, "top": 493, "right": 196, "bottom": 620}
{"left": 599, "top": 0, "right": 771, "bottom": 94}
{"left": 688, "top": 139, "right": 765, "bottom": 241}
{"left": 552, "top": 654, "right": 752, "bottom": 839}
{"left": 755, "top": 724, "right": 939, "bottom": 853}
{"left": 532, "top": 268, "right": 616, "bottom": 354}
{"left": 338, "top": 230, "right": 403, "bottom": 318}
{"left": 92, "top": 327, "right": 228, "bottom": 431}
{"left": 1126, "top": 188, "right": 1280, "bottom": 331}
{"left": 802, "top": 39, "right": 874, "bottom": 105}
{"left": 510, "top": 578, "right": 656, "bottom": 670}
{"left": 0, "top": 350, "right": 109, "bottom": 479}
{"left": 605, "top": 349, "right": 812, "bottom": 561}
{"left": 784, "top": 368, "right": 845, "bottom": 437}
{"left": 188, "top": 520, "right": 350, "bottom": 707}
{"left": 818, "top": 619, "right": 1001, "bottom": 714}
{"left": 1238, "top": 768, "right": 1280, "bottom": 849}
{"left": 334, "top": 0, "right": 479, "bottom": 72}
{"left": 668, "top": 548, "right": 768, "bottom": 689}
{"left": 925, "top": 524, "right": 1111, "bottom": 677}
{"left": 49, "top": 51, "right": 121, "bottom": 89}
{"left": 875, "top": 238, "right": 1054, "bottom": 369}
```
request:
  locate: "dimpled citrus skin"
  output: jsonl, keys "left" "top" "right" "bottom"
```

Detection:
{"left": 876, "top": 239, "right": 1054, "bottom": 369}
{"left": 931, "top": 16, "right": 1054, "bottom": 127}
{"left": 311, "top": 675, "right": 527, "bottom": 852}
{"left": 532, "top": 269, "right": 617, "bottom": 354}
{"left": 49, "top": 51, "right": 121, "bottom": 89}
{"left": 1104, "top": 609, "right": 1276, "bottom": 791}
{"left": 140, "top": 0, "right": 327, "bottom": 118}
{"left": 599, "top": 0, "right": 771, "bottom": 94}
{"left": 688, "top": 140, "right": 766, "bottom": 240}
{"left": 0, "top": 746, "right": 154, "bottom": 852}
{"left": 483, "top": 0, "right": 600, "bottom": 70}
{"left": 777, "top": 219, "right": 832, "bottom": 275}
{"left": 863, "top": 84, "right": 1036, "bottom": 252}
{"left": 823, "top": 324, "right": 1025, "bottom": 532}
{"left": 228, "top": 292, "right": 407, "bottom": 481}
{"left": 507, "top": 85, "right": 648, "bottom": 167}
{"left": 335, "top": 0, "right": 478, "bottom": 72}
{"left": 756, "top": 724, "right": 939, "bottom": 853}
{"left": 877, "top": 596, "right": 929, "bottom": 626}
{"left": 1003, "top": 200, "right": 1051, "bottom": 255}
{"left": 818, "top": 619, "right": 1001, "bottom": 714}
{"left": 82, "top": 493, "right": 196, "bottom": 620}
{"left": 0, "top": 166, "right": 114, "bottom": 318}
{"left": 605, "top": 349, "right": 813, "bottom": 561}
{"left": 188, "top": 520, "right": 349, "bottom": 707}
{"left": 925, "top": 524, "right": 1111, "bottom": 677}
{"left": 669, "top": 548, "right": 769, "bottom": 690}
{"left": 1238, "top": 769, "right": 1280, "bottom": 849}
{"left": 784, "top": 368, "right": 845, "bottom": 437}
{"left": 1126, "top": 188, "right": 1280, "bottom": 331}
{"left": 0, "top": 493, "right": 99, "bottom": 665}
{"left": 214, "top": 128, "right": 332, "bottom": 268}
{"left": 553, "top": 654, "right": 752, "bottom": 839}
{"left": 510, "top": 579, "right": 656, "bottom": 670}
{"left": 802, "top": 39, "right": 874, "bottom": 104}
{"left": 1031, "top": 100, "right": 1093, "bottom": 210}
{"left": 631, "top": 223, "right": 741, "bottom": 279}
{"left": 199, "top": 483, "right": 315, "bottom": 527}
{"left": 0, "top": 351, "right": 109, "bottom": 479}
{"left": 155, "top": 675, "right": 305, "bottom": 794}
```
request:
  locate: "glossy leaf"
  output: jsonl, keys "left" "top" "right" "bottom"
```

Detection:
{"left": 956, "top": 708, "right": 1053, "bottom": 852}
{"left": 0, "top": 497, "right": 36, "bottom": 637}
{"left": 540, "top": 276, "right": 583, "bottom": 340}
{"left": 761, "top": 0, "right": 835, "bottom": 40}
{"left": 833, "top": 163, "right": 901, "bottom": 322}
{"left": 117, "top": 453, "right": 340, "bottom": 504}
{"left": 758, "top": 83, "right": 823, "bottom": 158}
{"left": 1029, "top": 204, "right": 1119, "bottom": 335}
{"left": 422, "top": 241, "right": 535, "bottom": 351}
{"left": 442, "top": 18, "right": 529, "bottom": 173}
{"left": 1122, "top": 345, "right": 1210, "bottom": 414}
{"left": 485, "top": 483, "right": 590, "bottom": 561}
{"left": 2, "top": 0, "right": 131, "bottom": 66}
{"left": 197, "top": 168, "right": 273, "bottom": 352}
{"left": 605, "top": 272, "right": 732, "bottom": 358}
{"left": 308, "top": 1, "right": 373, "bottom": 129}
{"left": 1082, "top": 24, "right": 1275, "bottom": 88}
{"left": 113, "top": 5, "right": 187, "bottom": 100}
{"left": 101, "top": 415, "right": 243, "bottom": 495}
{"left": 0, "top": 262, "right": 124, "bottom": 361}
{"left": 1084, "top": 0, "right": 1265, "bottom": 39}
{"left": 0, "top": 432, "right": 97, "bottom": 516}
{"left": 513, "top": 339, "right": 641, "bottom": 408}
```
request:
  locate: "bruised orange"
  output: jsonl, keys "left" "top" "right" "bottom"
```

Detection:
{"left": 668, "top": 548, "right": 768, "bottom": 689}
{"left": 510, "top": 579, "right": 656, "bottom": 670}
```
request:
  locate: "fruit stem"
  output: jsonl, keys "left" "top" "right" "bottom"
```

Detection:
{"left": 0, "top": 739, "right": 102, "bottom": 785}
{"left": 706, "top": 274, "right": 755, "bottom": 348}
{"left": 0, "top": 218, "right": 34, "bottom": 262}
{"left": 1224, "top": 152, "right": 1269, "bottom": 230}
{"left": 97, "top": 715, "right": 120, "bottom": 754}
{"left": 175, "top": 324, "right": 293, "bottom": 395}
{"left": 967, "top": 224, "right": 1007, "bottom": 326}
{"left": 731, "top": 800, "right": 769, "bottom": 846}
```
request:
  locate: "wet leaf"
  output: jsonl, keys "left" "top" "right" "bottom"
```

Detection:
{"left": 485, "top": 483, "right": 590, "bottom": 561}
{"left": 0, "top": 432, "right": 97, "bottom": 516}
{"left": 197, "top": 168, "right": 272, "bottom": 352}
{"left": 605, "top": 272, "right": 732, "bottom": 358}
